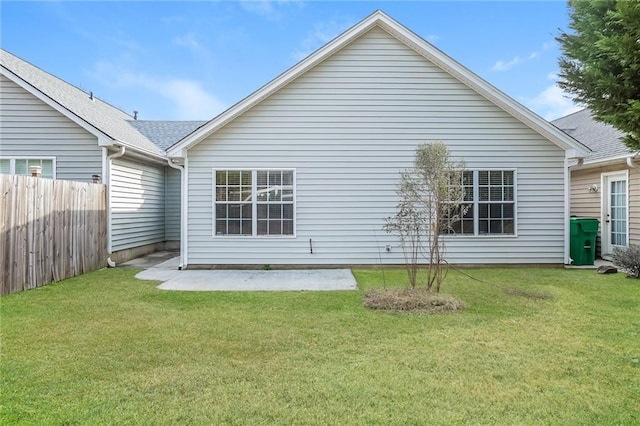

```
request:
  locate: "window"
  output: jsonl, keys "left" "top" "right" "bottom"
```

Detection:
{"left": 444, "top": 171, "right": 475, "bottom": 234}
{"left": 0, "top": 158, "right": 55, "bottom": 179}
{"left": 215, "top": 169, "right": 294, "bottom": 237}
{"left": 215, "top": 170, "right": 253, "bottom": 235}
{"left": 446, "top": 170, "right": 515, "bottom": 236}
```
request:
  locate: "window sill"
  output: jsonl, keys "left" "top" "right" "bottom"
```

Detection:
{"left": 442, "top": 233, "right": 518, "bottom": 239}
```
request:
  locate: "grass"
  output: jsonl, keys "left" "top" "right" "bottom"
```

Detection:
{"left": 1, "top": 267, "right": 639, "bottom": 424}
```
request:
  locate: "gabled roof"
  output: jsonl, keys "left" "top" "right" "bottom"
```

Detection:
{"left": 128, "top": 120, "right": 207, "bottom": 150}
{"left": 0, "top": 48, "right": 164, "bottom": 158}
{"left": 552, "top": 109, "right": 632, "bottom": 164}
{"left": 167, "top": 10, "right": 590, "bottom": 159}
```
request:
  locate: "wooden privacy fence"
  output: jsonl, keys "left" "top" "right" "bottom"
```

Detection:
{"left": 1, "top": 175, "right": 107, "bottom": 295}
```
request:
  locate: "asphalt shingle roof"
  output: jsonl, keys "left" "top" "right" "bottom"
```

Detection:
{"left": 128, "top": 120, "right": 207, "bottom": 151}
{"left": 552, "top": 109, "right": 631, "bottom": 163}
{"left": 1, "top": 48, "right": 164, "bottom": 157}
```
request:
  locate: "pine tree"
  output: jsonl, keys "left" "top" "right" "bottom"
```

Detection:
{"left": 557, "top": 0, "right": 640, "bottom": 150}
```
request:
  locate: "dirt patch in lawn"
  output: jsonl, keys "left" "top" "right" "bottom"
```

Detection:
{"left": 364, "top": 287, "right": 463, "bottom": 313}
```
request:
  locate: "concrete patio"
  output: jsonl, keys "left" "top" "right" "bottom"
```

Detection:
{"left": 124, "top": 251, "right": 358, "bottom": 292}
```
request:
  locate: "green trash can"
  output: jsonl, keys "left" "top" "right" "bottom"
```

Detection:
{"left": 570, "top": 217, "right": 599, "bottom": 266}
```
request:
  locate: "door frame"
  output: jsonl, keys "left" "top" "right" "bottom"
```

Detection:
{"left": 600, "top": 170, "right": 629, "bottom": 258}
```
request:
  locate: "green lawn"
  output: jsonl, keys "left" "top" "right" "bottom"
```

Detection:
{"left": 1, "top": 267, "right": 638, "bottom": 424}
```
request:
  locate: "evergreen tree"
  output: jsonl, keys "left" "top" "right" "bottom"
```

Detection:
{"left": 557, "top": 0, "right": 640, "bottom": 150}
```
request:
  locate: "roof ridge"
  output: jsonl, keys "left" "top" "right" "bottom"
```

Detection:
{"left": 552, "top": 107, "right": 588, "bottom": 122}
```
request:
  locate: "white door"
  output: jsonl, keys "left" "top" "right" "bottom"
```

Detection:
{"left": 602, "top": 172, "right": 629, "bottom": 257}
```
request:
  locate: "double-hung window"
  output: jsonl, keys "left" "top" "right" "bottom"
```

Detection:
{"left": 215, "top": 169, "right": 295, "bottom": 237}
{"left": 446, "top": 170, "right": 515, "bottom": 236}
{"left": 0, "top": 158, "right": 55, "bottom": 179}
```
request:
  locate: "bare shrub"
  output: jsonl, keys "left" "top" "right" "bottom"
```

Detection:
{"left": 364, "top": 287, "right": 464, "bottom": 313}
{"left": 384, "top": 142, "right": 467, "bottom": 291}
{"left": 612, "top": 244, "right": 640, "bottom": 278}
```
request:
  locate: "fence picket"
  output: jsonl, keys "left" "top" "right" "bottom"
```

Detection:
{"left": 1, "top": 175, "right": 107, "bottom": 295}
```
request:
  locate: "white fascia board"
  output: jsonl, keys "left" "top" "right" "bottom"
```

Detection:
{"left": 1, "top": 65, "right": 114, "bottom": 145}
{"left": 98, "top": 136, "right": 113, "bottom": 147}
{"left": 106, "top": 144, "right": 166, "bottom": 165}
{"left": 168, "top": 148, "right": 187, "bottom": 159}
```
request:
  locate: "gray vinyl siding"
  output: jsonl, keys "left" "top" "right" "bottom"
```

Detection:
{"left": 165, "top": 166, "right": 181, "bottom": 241}
{"left": 0, "top": 75, "right": 102, "bottom": 182}
{"left": 111, "top": 157, "right": 165, "bottom": 251}
{"left": 185, "top": 27, "right": 567, "bottom": 266}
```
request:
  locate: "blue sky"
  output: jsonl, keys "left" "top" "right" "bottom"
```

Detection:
{"left": 1, "top": 1, "right": 582, "bottom": 121}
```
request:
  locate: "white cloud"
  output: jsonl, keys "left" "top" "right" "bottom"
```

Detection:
{"left": 426, "top": 34, "right": 439, "bottom": 44}
{"left": 491, "top": 56, "right": 524, "bottom": 72}
{"left": 292, "top": 19, "right": 352, "bottom": 61}
{"left": 491, "top": 40, "right": 555, "bottom": 72}
{"left": 162, "top": 79, "right": 226, "bottom": 120}
{"left": 90, "top": 60, "right": 225, "bottom": 120}
{"left": 524, "top": 84, "right": 583, "bottom": 120}
{"left": 173, "top": 32, "right": 202, "bottom": 51}
{"left": 542, "top": 41, "right": 555, "bottom": 50}
{"left": 239, "top": 0, "right": 303, "bottom": 20}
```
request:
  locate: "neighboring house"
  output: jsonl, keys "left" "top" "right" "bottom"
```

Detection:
{"left": 166, "top": 11, "right": 589, "bottom": 268}
{"left": 0, "top": 48, "right": 204, "bottom": 263}
{"left": 553, "top": 109, "right": 639, "bottom": 259}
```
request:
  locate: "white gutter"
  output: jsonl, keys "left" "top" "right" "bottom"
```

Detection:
{"left": 167, "top": 158, "right": 186, "bottom": 270}
{"left": 106, "top": 145, "right": 125, "bottom": 266}
{"left": 572, "top": 152, "right": 639, "bottom": 171}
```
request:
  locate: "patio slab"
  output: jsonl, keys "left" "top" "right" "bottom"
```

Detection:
{"left": 132, "top": 254, "right": 358, "bottom": 291}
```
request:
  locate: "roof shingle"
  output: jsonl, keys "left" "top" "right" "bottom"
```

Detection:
{"left": 552, "top": 109, "right": 631, "bottom": 163}
{"left": 1, "top": 49, "right": 165, "bottom": 157}
{"left": 128, "top": 120, "right": 206, "bottom": 151}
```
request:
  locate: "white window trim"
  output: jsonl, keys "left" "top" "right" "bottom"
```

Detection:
{"left": 212, "top": 168, "right": 297, "bottom": 239}
{"left": 446, "top": 168, "right": 518, "bottom": 238}
{"left": 0, "top": 156, "right": 57, "bottom": 179}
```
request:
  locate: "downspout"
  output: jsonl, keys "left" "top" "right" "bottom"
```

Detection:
{"left": 106, "top": 146, "right": 125, "bottom": 267}
{"left": 167, "top": 158, "right": 185, "bottom": 270}
{"left": 565, "top": 156, "right": 585, "bottom": 264}
{"left": 627, "top": 154, "right": 639, "bottom": 169}
{"left": 101, "top": 147, "right": 108, "bottom": 186}
{"left": 564, "top": 153, "right": 573, "bottom": 265}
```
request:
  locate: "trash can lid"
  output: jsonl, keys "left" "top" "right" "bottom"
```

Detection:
{"left": 573, "top": 217, "right": 599, "bottom": 233}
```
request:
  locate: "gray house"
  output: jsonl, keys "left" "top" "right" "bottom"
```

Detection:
{"left": 166, "top": 11, "right": 589, "bottom": 268}
{"left": 2, "top": 11, "right": 592, "bottom": 269}
{"left": 553, "top": 109, "right": 639, "bottom": 258}
{"left": 0, "top": 48, "right": 203, "bottom": 263}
